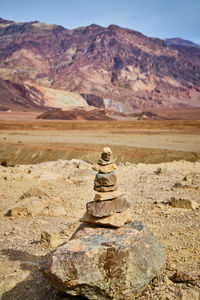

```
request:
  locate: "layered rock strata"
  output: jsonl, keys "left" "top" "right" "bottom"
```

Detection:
{"left": 80, "top": 147, "right": 132, "bottom": 228}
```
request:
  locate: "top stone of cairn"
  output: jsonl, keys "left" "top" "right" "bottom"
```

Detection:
{"left": 101, "top": 147, "right": 112, "bottom": 161}
{"left": 95, "top": 147, "right": 114, "bottom": 166}
{"left": 94, "top": 147, "right": 116, "bottom": 171}
{"left": 103, "top": 147, "right": 112, "bottom": 154}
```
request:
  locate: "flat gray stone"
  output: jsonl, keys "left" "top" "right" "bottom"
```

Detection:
{"left": 94, "top": 171, "right": 117, "bottom": 187}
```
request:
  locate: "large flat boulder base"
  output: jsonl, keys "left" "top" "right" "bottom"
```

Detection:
{"left": 41, "top": 221, "right": 166, "bottom": 299}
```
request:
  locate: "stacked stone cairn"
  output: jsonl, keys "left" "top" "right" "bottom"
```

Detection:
{"left": 42, "top": 147, "right": 166, "bottom": 299}
{"left": 80, "top": 147, "right": 132, "bottom": 228}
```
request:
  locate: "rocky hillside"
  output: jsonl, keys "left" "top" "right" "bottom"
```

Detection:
{"left": 0, "top": 18, "right": 200, "bottom": 115}
{"left": 0, "top": 78, "right": 88, "bottom": 111}
{"left": 165, "top": 38, "right": 200, "bottom": 49}
{"left": 0, "top": 78, "right": 41, "bottom": 111}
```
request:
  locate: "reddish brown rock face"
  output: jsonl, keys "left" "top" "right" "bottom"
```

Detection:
{"left": 0, "top": 18, "right": 200, "bottom": 116}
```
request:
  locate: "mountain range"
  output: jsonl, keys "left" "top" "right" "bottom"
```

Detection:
{"left": 0, "top": 17, "right": 200, "bottom": 119}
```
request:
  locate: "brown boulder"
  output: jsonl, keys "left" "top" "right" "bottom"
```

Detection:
{"left": 86, "top": 197, "right": 131, "bottom": 217}
{"left": 5, "top": 197, "right": 49, "bottom": 217}
{"left": 171, "top": 271, "right": 198, "bottom": 283}
{"left": 42, "top": 221, "right": 166, "bottom": 299}
{"left": 80, "top": 208, "right": 132, "bottom": 228}
{"left": 40, "top": 230, "right": 63, "bottom": 248}
{"left": 171, "top": 198, "right": 199, "bottom": 210}
{"left": 5, "top": 197, "right": 66, "bottom": 217}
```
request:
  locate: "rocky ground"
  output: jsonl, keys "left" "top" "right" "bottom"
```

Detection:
{"left": 0, "top": 158, "right": 199, "bottom": 300}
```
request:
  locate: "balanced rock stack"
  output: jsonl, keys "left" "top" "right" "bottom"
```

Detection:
{"left": 42, "top": 148, "right": 166, "bottom": 300}
{"left": 80, "top": 147, "right": 132, "bottom": 228}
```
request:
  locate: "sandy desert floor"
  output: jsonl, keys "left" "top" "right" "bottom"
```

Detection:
{"left": 0, "top": 158, "right": 199, "bottom": 300}
{"left": 0, "top": 119, "right": 199, "bottom": 299}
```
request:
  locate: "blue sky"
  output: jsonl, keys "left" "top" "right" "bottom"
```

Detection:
{"left": 1, "top": 0, "right": 200, "bottom": 44}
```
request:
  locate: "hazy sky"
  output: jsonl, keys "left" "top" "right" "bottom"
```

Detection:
{"left": 1, "top": 0, "right": 200, "bottom": 44}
